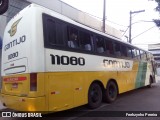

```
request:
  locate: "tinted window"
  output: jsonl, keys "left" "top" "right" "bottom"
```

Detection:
{"left": 105, "top": 40, "right": 114, "bottom": 55}
{"left": 43, "top": 14, "right": 65, "bottom": 47}
{"left": 67, "top": 27, "right": 79, "bottom": 48}
{"left": 96, "top": 36, "right": 105, "bottom": 53}
{"left": 79, "top": 31, "right": 92, "bottom": 51}
{"left": 136, "top": 49, "right": 141, "bottom": 60}
{"left": 114, "top": 42, "right": 121, "bottom": 57}
{"left": 46, "top": 19, "right": 56, "bottom": 44}
{"left": 127, "top": 47, "right": 133, "bottom": 58}
{"left": 121, "top": 45, "right": 127, "bottom": 57}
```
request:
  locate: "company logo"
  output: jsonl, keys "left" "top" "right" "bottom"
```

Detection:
{"left": 8, "top": 17, "right": 22, "bottom": 37}
{"left": 1, "top": 112, "right": 42, "bottom": 118}
{"left": 2, "top": 112, "right": 11, "bottom": 117}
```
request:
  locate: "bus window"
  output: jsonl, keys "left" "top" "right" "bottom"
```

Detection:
{"left": 56, "top": 21, "right": 64, "bottom": 45}
{"left": 121, "top": 45, "right": 127, "bottom": 57}
{"left": 68, "top": 27, "right": 79, "bottom": 48}
{"left": 96, "top": 36, "right": 105, "bottom": 53}
{"left": 46, "top": 19, "right": 56, "bottom": 45}
{"left": 132, "top": 48, "right": 137, "bottom": 59}
{"left": 127, "top": 47, "right": 133, "bottom": 58}
{"left": 79, "top": 31, "right": 92, "bottom": 51}
{"left": 43, "top": 17, "right": 65, "bottom": 47}
{"left": 105, "top": 40, "right": 114, "bottom": 55}
{"left": 114, "top": 42, "right": 121, "bottom": 57}
{"left": 136, "top": 49, "right": 141, "bottom": 60}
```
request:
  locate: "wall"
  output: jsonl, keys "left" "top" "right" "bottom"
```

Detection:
{"left": 27, "top": 0, "right": 122, "bottom": 38}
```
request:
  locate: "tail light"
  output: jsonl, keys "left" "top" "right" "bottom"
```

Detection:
{"left": 30, "top": 73, "right": 37, "bottom": 91}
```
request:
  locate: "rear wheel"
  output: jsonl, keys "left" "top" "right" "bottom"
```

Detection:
{"left": 88, "top": 83, "right": 102, "bottom": 109}
{"left": 104, "top": 81, "right": 118, "bottom": 103}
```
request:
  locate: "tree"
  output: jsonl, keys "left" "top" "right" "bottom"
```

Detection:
{"left": 153, "top": 19, "right": 160, "bottom": 27}
{"left": 0, "top": 0, "right": 9, "bottom": 15}
{"left": 155, "top": 0, "right": 160, "bottom": 13}
{"left": 149, "top": 0, "right": 160, "bottom": 27}
{"left": 153, "top": 0, "right": 160, "bottom": 27}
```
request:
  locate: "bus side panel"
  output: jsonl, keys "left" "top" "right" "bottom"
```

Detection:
{"left": 135, "top": 62, "right": 147, "bottom": 88}
{"left": 46, "top": 73, "right": 74, "bottom": 111}
{"left": 129, "top": 61, "right": 139, "bottom": 90}
{"left": 72, "top": 72, "right": 86, "bottom": 107}
{"left": 116, "top": 61, "right": 139, "bottom": 93}
{"left": 46, "top": 71, "right": 113, "bottom": 112}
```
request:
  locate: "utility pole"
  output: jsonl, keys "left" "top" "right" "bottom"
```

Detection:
{"left": 103, "top": 0, "right": 106, "bottom": 33}
{"left": 129, "top": 11, "right": 132, "bottom": 43}
{"left": 128, "top": 10, "right": 145, "bottom": 43}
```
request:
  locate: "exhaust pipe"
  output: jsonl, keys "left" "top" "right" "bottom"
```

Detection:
{"left": 0, "top": 0, "right": 9, "bottom": 15}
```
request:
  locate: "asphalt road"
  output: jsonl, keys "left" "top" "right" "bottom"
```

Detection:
{"left": 0, "top": 81, "right": 160, "bottom": 120}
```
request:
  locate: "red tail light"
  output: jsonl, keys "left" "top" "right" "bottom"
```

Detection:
{"left": 30, "top": 73, "right": 37, "bottom": 91}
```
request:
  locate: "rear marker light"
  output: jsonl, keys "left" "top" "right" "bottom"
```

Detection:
{"left": 30, "top": 73, "right": 37, "bottom": 91}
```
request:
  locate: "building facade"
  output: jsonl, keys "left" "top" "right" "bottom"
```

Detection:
{"left": 0, "top": 0, "right": 122, "bottom": 40}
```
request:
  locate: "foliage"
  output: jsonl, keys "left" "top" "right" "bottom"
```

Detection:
{"left": 153, "top": 0, "right": 160, "bottom": 27}
{"left": 153, "top": 19, "right": 160, "bottom": 27}
{"left": 155, "top": 0, "right": 160, "bottom": 13}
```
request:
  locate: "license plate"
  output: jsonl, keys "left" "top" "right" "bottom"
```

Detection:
{"left": 12, "top": 83, "right": 18, "bottom": 88}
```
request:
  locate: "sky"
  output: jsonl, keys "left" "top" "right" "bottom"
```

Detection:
{"left": 61, "top": 0, "right": 160, "bottom": 50}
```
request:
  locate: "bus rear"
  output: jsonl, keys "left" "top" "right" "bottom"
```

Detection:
{"left": 0, "top": 4, "right": 46, "bottom": 111}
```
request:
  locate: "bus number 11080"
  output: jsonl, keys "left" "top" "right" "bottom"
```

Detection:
{"left": 50, "top": 54, "right": 85, "bottom": 66}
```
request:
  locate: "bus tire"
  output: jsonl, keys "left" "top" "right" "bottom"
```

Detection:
{"left": 88, "top": 83, "right": 102, "bottom": 109}
{"left": 105, "top": 81, "right": 117, "bottom": 103}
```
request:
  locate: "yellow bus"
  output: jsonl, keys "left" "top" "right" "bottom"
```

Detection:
{"left": 0, "top": 4, "right": 156, "bottom": 112}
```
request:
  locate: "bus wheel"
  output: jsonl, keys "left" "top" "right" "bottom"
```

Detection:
{"left": 88, "top": 83, "right": 102, "bottom": 109}
{"left": 105, "top": 81, "right": 117, "bottom": 103}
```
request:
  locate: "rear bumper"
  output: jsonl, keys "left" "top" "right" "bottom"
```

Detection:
{"left": 0, "top": 94, "right": 47, "bottom": 112}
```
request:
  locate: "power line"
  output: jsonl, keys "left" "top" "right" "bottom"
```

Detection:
{"left": 131, "top": 26, "right": 156, "bottom": 40}
{"left": 121, "top": 20, "right": 154, "bottom": 38}
{"left": 122, "top": 27, "right": 129, "bottom": 37}
{"left": 106, "top": 20, "right": 128, "bottom": 27}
